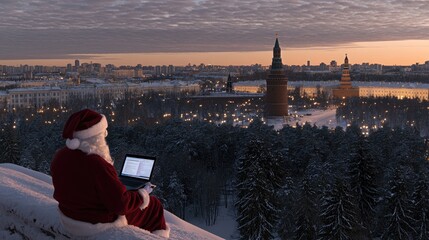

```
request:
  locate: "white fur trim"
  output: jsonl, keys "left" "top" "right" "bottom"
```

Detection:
{"left": 152, "top": 224, "right": 170, "bottom": 238}
{"left": 58, "top": 209, "right": 128, "bottom": 237}
{"left": 138, "top": 188, "right": 150, "bottom": 210}
{"left": 73, "top": 114, "right": 108, "bottom": 140}
{"left": 66, "top": 138, "right": 80, "bottom": 150}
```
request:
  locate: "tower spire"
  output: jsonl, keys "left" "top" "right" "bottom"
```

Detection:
{"left": 274, "top": 32, "right": 279, "bottom": 48}
{"left": 272, "top": 37, "right": 282, "bottom": 70}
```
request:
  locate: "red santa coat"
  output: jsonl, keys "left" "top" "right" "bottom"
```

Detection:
{"left": 51, "top": 147, "right": 168, "bottom": 237}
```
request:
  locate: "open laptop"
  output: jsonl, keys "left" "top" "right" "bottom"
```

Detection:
{"left": 118, "top": 154, "right": 156, "bottom": 190}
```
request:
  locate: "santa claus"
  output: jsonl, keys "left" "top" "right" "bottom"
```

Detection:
{"left": 51, "top": 109, "right": 169, "bottom": 238}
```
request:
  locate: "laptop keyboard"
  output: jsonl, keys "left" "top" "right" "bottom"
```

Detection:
{"left": 120, "top": 178, "right": 145, "bottom": 188}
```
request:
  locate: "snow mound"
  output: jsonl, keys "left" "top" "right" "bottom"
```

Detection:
{"left": 0, "top": 163, "right": 223, "bottom": 240}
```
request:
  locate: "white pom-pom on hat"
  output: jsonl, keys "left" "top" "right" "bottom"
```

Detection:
{"left": 66, "top": 138, "right": 81, "bottom": 150}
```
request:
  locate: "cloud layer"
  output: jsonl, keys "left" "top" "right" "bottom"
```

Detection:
{"left": 1, "top": 0, "right": 429, "bottom": 59}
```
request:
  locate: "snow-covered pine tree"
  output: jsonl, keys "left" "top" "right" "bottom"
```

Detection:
{"left": 425, "top": 138, "right": 429, "bottom": 162}
{"left": 289, "top": 123, "right": 317, "bottom": 178}
{"left": 235, "top": 139, "right": 284, "bottom": 240}
{"left": 293, "top": 177, "right": 318, "bottom": 240}
{"left": 318, "top": 177, "right": 361, "bottom": 240}
{"left": 166, "top": 171, "right": 187, "bottom": 219}
{"left": 277, "top": 176, "right": 295, "bottom": 239}
{"left": 335, "top": 124, "right": 360, "bottom": 175}
{"left": 412, "top": 175, "right": 429, "bottom": 239}
{"left": 381, "top": 167, "right": 416, "bottom": 240}
{"left": 289, "top": 133, "right": 326, "bottom": 239}
{"left": 348, "top": 137, "right": 378, "bottom": 237}
{"left": 0, "top": 124, "right": 20, "bottom": 164}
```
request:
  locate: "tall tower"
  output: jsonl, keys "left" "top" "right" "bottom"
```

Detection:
{"left": 339, "top": 54, "right": 352, "bottom": 89}
{"left": 332, "top": 54, "right": 359, "bottom": 98}
{"left": 265, "top": 37, "right": 288, "bottom": 117}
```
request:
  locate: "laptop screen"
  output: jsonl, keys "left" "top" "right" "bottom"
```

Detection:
{"left": 120, "top": 154, "right": 155, "bottom": 180}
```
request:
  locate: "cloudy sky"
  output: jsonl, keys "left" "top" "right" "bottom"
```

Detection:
{"left": 1, "top": 0, "right": 429, "bottom": 66}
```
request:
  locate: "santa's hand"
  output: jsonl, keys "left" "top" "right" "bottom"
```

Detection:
{"left": 143, "top": 182, "right": 156, "bottom": 194}
{"left": 137, "top": 188, "right": 150, "bottom": 210}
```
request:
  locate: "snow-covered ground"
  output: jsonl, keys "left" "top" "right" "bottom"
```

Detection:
{"left": 187, "top": 204, "right": 238, "bottom": 240}
{"left": 288, "top": 108, "right": 345, "bottom": 129}
{"left": 267, "top": 107, "right": 345, "bottom": 130}
{"left": 0, "top": 163, "right": 223, "bottom": 240}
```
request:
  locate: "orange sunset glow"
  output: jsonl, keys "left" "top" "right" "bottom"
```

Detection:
{"left": 2, "top": 40, "right": 429, "bottom": 67}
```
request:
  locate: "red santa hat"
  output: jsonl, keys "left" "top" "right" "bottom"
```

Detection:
{"left": 62, "top": 109, "right": 108, "bottom": 150}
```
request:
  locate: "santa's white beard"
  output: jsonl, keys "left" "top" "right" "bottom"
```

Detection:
{"left": 78, "top": 133, "right": 113, "bottom": 165}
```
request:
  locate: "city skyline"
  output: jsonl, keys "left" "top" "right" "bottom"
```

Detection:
{"left": 1, "top": 0, "right": 429, "bottom": 66}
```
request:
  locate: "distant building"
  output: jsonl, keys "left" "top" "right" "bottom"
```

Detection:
{"left": 167, "top": 65, "right": 175, "bottom": 75}
{"left": 161, "top": 65, "right": 167, "bottom": 75}
{"left": 7, "top": 87, "right": 64, "bottom": 108}
{"left": 265, "top": 37, "right": 288, "bottom": 117}
{"left": 155, "top": 66, "right": 161, "bottom": 76}
{"left": 332, "top": 55, "right": 359, "bottom": 98}
{"left": 4, "top": 80, "right": 200, "bottom": 109}
{"left": 141, "top": 80, "right": 200, "bottom": 93}
{"left": 0, "top": 91, "right": 8, "bottom": 109}
{"left": 112, "top": 69, "right": 135, "bottom": 79}
{"left": 329, "top": 60, "right": 341, "bottom": 72}
{"left": 359, "top": 84, "right": 429, "bottom": 100}
{"left": 234, "top": 80, "right": 429, "bottom": 101}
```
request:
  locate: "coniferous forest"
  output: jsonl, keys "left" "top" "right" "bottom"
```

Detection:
{"left": 1, "top": 92, "right": 429, "bottom": 239}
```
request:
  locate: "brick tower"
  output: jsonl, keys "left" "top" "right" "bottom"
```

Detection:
{"left": 332, "top": 54, "right": 359, "bottom": 98}
{"left": 339, "top": 54, "right": 352, "bottom": 89}
{"left": 265, "top": 37, "right": 288, "bottom": 117}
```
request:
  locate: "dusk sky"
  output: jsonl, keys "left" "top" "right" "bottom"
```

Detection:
{"left": 1, "top": 0, "right": 429, "bottom": 66}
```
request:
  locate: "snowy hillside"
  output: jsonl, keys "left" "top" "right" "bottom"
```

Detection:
{"left": 0, "top": 163, "right": 223, "bottom": 240}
